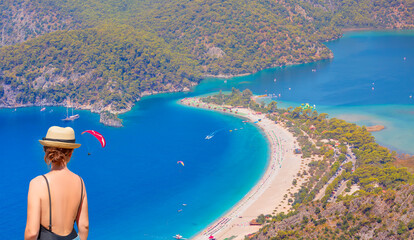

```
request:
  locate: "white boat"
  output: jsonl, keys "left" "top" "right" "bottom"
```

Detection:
{"left": 173, "top": 234, "right": 186, "bottom": 239}
{"left": 62, "top": 114, "right": 79, "bottom": 121}
{"left": 40, "top": 107, "right": 46, "bottom": 112}
{"left": 62, "top": 97, "right": 79, "bottom": 121}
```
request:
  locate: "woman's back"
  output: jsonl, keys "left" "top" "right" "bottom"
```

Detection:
{"left": 26, "top": 126, "right": 88, "bottom": 240}
{"left": 39, "top": 169, "right": 84, "bottom": 236}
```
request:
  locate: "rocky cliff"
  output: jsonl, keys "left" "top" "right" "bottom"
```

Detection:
{"left": 0, "top": 0, "right": 77, "bottom": 47}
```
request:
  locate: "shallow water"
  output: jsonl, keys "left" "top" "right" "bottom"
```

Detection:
{"left": 199, "top": 30, "right": 414, "bottom": 154}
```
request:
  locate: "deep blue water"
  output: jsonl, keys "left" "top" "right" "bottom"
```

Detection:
{"left": 1, "top": 30, "right": 413, "bottom": 239}
{"left": 0, "top": 99, "right": 268, "bottom": 239}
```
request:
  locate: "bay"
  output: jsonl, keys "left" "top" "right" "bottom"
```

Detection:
{"left": 200, "top": 30, "right": 414, "bottom": 153}
{"left": 0, "top": 95, "right": 268, "bottom": 239}
{"left": 1, "top": 30, "right": 413, "bottom": 239}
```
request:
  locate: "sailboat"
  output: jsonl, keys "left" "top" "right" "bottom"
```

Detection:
{"left": 62, "top": 97, "right": 79, "bottom": 121}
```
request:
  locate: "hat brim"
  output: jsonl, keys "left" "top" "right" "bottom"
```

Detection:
{"left": 39, "top": 140, "right": 81, "bottom": 149}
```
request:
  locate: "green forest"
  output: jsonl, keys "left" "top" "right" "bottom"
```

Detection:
{"left": 0, "top": 0, "right": 413, "bottom": 111}
{"left": 0, "top": 24, "right": 200, "bottom": 110}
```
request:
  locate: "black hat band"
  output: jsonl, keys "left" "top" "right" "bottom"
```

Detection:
{"left": 42, "top": 137, "right": 76, "bottom": 143}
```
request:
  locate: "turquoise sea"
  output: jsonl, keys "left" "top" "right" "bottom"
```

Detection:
{"left": 1, "top": 30, "right": 413, "bottom": 239}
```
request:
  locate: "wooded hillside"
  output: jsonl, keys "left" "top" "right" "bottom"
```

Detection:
{"left": 0, "top": 0, "right": 412, "bottom": 113}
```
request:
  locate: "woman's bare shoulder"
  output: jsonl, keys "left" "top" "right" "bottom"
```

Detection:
{"left": 64, "top": 170, "right": 85, "bottom": 187}
{"left": 67, "top": 170, "right": 81, "bottom": 180}
{"left": 28, "top": 175, "right": 47, "bottom": 191}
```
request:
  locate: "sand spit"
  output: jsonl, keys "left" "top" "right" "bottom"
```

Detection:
{"left": 180, "top": 97, "right": 312, "bottom": 240}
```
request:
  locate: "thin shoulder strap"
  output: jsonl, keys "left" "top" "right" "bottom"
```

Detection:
{"left": 42, "top": 175, "right": 52, "bottom": 231}
{"left": 76, "top": 176, "right": 84, "bottom": 222}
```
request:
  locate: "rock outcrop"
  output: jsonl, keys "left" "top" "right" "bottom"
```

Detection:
{"left": 99, "top": 112, "right": 123, "bottom": 127}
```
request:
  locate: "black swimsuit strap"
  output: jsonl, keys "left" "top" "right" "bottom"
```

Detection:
{"left": 42, "top": 175, "right": 52, "bottom": 231}
{"left": 76, "top": 177, "right": 84, "bottom": 223}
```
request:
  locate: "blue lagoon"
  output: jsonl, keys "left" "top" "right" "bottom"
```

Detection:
{"left": 1, "top": 30, "right": 413, "bottom": 239}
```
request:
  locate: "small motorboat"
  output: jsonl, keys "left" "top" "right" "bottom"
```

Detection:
{"left": 173, "top": 234, "right": 186, "bottom": 239}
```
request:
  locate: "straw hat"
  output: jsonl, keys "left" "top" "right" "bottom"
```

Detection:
{"left": 39, "top": 126, "right": 81, "bottom": 149}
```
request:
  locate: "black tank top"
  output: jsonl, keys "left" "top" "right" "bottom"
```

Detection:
{"left": 38, "top": 175, "right": 83, "bottom": 240}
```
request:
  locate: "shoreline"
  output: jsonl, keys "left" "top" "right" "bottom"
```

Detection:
{"left": 2, "top": 103, "right": 125, "bottom": 127}
{"left": 341, "top": 27, "right": 381, "bottom": 32}
{"left": 0, "top": 82, "right": 196, "bottom": 127}
{"left": 180, "top": 97, "right": 313, "bottom": 240}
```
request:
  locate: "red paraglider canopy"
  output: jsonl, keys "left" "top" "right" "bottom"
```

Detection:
{"left": 82, "top": 130, "right": 106, "bottom": 148}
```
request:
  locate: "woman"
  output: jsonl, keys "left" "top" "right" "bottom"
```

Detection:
{"left": 25, "top": 126, "right": 89, "bottom": 240}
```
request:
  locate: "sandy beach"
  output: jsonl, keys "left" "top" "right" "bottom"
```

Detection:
{"left": 180, "top": 97, "right": 312, "bottom": 240}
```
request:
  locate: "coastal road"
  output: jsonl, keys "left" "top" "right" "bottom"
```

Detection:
{"left": 329, "top": 147, "right": 356, "bottom": 200}
{"left": 314, "top": 147, "right": 356, "bottom": 201}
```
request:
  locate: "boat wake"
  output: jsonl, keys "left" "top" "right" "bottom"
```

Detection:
{"left": 205, "top": 129, "right": 224, "bottom": 140}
